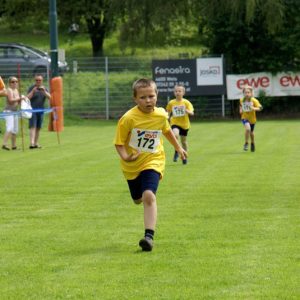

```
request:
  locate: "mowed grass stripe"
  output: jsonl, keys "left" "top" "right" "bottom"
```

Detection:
{"left": 0, "top": 119, "right": 299, "bottom": 299}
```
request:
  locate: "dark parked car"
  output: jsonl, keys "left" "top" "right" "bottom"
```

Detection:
{"left": 0, "top": 43, "right": 68, "bottom": 77}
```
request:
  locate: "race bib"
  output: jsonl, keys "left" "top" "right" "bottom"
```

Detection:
{"left": 172, "top": 105, "right": 186, "bottom": 117}
{"left": 129, "top": 128, "right": 162, "bottom": 153}
{"left": 242, "top": 101, "right": 252, "bottom": 112}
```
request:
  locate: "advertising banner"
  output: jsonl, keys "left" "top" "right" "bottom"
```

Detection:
{"left": 226, "top": 72, "right": 300, "bottom": 99}
{"left": 196, "top": 57, "right": 224, "bottom": 86}
{"left": 152, "top": 58, "right": 225, "bottom": 97}
{"left": 273, "top": 73, "right": 300, "bottom": 96}
{"left": 152, "top": 59, "right": 196, "bottom": 96}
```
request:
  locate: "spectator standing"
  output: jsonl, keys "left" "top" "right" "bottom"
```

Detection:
{"left": 2, "top": 77, "right": 24, "bottom": 150}
{"left": 27, "top": 75, "right": 51, "bottom": 149}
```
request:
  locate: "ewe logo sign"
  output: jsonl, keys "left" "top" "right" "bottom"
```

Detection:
{"left": 226, "top": 72, "right": 300, "bottom": 99}
{"left": 152, "top": 58, "right": 225, "bottom": 97}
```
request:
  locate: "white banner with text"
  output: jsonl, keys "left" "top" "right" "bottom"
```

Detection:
{"left": 226, "top": 72, "right": 300, "bottom": 99}
{"left": 196, "top": 57, "right": 224, "bottom": 86}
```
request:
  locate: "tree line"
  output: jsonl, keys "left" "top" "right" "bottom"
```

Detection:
{"left": 1, "top": 0, "right": 300, "bottom": 73}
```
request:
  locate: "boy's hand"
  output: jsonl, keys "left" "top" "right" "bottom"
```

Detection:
{"left": 177, "top": 148, "right": 187, "bottom": 160}
{"left": 125, "top": 151, "right": 141, "bottom": 162}
{"left": 185, "top": 109, "right": 194, "bottom": 116}
{"left": 115, "top": 145, "right": 140, "bottom": 162}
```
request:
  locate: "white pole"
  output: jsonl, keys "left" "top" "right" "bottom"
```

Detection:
{"left": 73, "top": 60, "right": 78, "bottom": 74}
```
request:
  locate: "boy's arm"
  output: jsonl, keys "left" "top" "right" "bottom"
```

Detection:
{"left": 185, "top": 101, "right": 194, "bottom": 116}
{"left": 252, "top": 106, "right": 262, "bottom": 111}
{"left": 163, "top": 129, "right": 187, "bottom": 160}
{"left": 250, "top": 99, "right": 263, "bottom": 111}
{"left": 186, "top": 109, "right": 194, "bottom": 116}
{"left": 239, "top": 104, "right": 243, "bottom": 114}
{"left": 115, "top": 144, "right": 140, "bottom": 162}
{"left": 165, "top": 107, "right": 172, "bottom": 119}
{"left": 251, "top": 104, "right": 263, "bottom": 111}
{"left": 251, "top": 102, "right": 263, "bottom": 111}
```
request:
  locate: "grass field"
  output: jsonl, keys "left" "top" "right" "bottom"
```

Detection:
{"left": 0, "top": 28, "right": 202, "bottom": 58}
{"left": 0, "top": 119, "right": 299, "bottom": 299}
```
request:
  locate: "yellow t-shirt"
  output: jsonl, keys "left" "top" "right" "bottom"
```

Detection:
{"left": 240, "top": 97, "right": 262, "bottom": 124}
{"left": 114, "top": 106, "right": 171, "bottom": 180}
{"left": 166, "top": 98, "right": 194, "bottom": 130}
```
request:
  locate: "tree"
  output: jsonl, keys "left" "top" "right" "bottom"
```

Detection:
{"left": 197, "top": 0, "right": 300, "bottom": 73}
{"left": 116, "top": 0, "right": 196, "bottom": 52}
{"left": 1, "top": 0, "right": 196, "bottom": 57}
{"left": 0, "top": 0, "right": 119, "bottom": 57}
{"left": 2, "top": 0, "right": 46, "bottom": 30}
{"left": 58, "top": 0, "right": 120, "bottom": 57}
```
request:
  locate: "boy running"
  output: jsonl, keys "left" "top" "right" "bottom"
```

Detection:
{"left": 114, "top": 78, "right": 187, "bottom": 251}
{"left": 239, "top": 85, "right": 263, "bottom": 152}
{"left": 166, "top": 85, "right": 194, "bottom": 164}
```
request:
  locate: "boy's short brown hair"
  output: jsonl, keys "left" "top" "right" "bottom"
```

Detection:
{"left": 132, "top": 78, "right": 158, "bottom": 97}
{"left": 174, "top": 84, "right": 185, "bottom": 92}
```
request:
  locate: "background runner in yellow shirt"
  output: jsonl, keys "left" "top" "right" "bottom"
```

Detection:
{"left": 239, "top": 85, "right": 263, "bottom": 152}
{"left": 166, "top": 85, "right": 194, "bottom": 164}
{"left": 114, "top": 78, "right": 187, "bottom": 252}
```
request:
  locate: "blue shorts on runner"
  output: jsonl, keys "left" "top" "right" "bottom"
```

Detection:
{"left": 127, "top": 169, "right": 160, "bottom": 200}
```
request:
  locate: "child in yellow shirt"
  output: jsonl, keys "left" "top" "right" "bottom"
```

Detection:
{"left": 166, "top": 85, "right": 194, "bottom": 164}
{"left": 239, "top": 85, "right": 263, "bottom": 152}
{"left": 114, "top": 78, "right": 187, "bottom": 251}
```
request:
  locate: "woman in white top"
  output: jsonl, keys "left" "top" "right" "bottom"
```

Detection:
{"left": 2, "top": 76, "right": 24, "bottom": 150}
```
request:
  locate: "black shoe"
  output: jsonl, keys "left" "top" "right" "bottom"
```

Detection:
{"left": 173, "top": 151, "right": 179, "bottom": 162}
{"left": 12, "top": 146, "right": 17, "bottom": 150}
{"left": 2, "top": 145, "right": 10, "bottom": 151}
{"left": 251, "top": 143, "right": 255, "bottom": 152}
{"left": 139, "top": 237, "right": 153, "bottom": 251}
{"left": 243, "top": 143, "right": 249, "bottom": 151}
{"left": 182, "top": 159, "right": 187, "bottom": 165}
{"left": 29, "top": 145, "right": 38, "bottom": 149}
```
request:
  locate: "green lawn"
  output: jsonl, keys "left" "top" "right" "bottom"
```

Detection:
{"left": 0, "top": 119, "right": 299, "bottom": 299}
{"left": 0, "top": 29, "right": 202, "bottom": 58}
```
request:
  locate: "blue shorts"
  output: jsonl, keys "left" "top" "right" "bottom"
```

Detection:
{"left": 29, "top": 112, "right": 44, "bottom": 129}
{"left": 242, "top": 119, "right": 255, "bottom": 132}
{"left": 127, "top": 169, "right": 160, "bottom": 200}
{"left": 171, "top": 125, "right": 189, "bottom": 136}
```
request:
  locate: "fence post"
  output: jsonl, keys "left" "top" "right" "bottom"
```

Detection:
{"left": 46, "top": 64, "right": 50, "bottom": 86}
{"left": 73, "top": 60, "right": 78, "bottom": 74}
{"left": 221, "top": 54, "right": 225, "bottom": 118}
{"left": 222, "top": 94, "right": 225, "bottom": 117}
{"left": 105, "top": 56, "right": 109, "bottom": 120}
